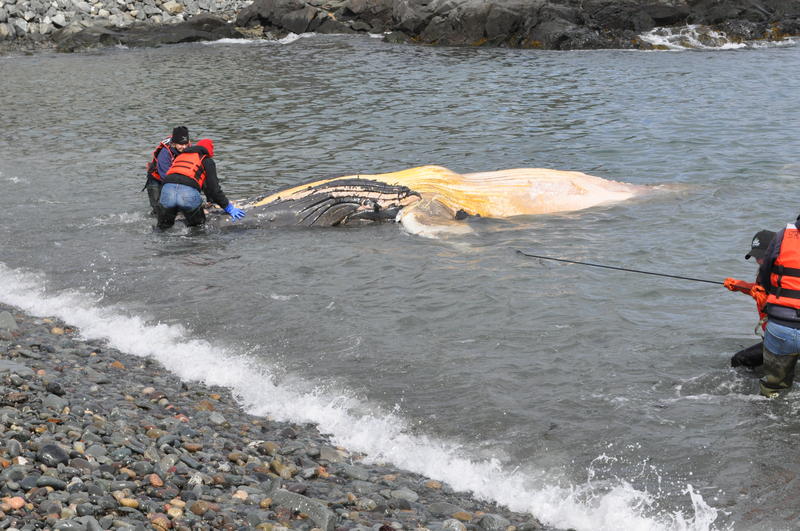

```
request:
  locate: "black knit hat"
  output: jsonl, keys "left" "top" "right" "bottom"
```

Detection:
{"left": 745, "top": 230, "right": 776, "bottom": 260}
{"left": 171, "top": 126, "right": 189, "bottom": 144}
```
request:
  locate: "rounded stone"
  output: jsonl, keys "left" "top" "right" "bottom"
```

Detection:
{"left": 38, "top": 444, "right": 70, "bottom": 466}
{"left": 76, "top": 503, "right": 96, "bottom": 516}
{"left": 6, "top": 496, "right": 26, "bottom": 509}
{"left": 119, "top": 498, "right": 139, "bottom": 508}
{"left": 37, "top": 476, "right": 67, "bottom": 489}
{"left": 46, "top": 381, "right": 66, "bottom": 396}
{"left": 442, "top": 519, "right": 468, "bottom": 531}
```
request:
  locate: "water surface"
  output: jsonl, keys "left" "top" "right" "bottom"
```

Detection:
{"left": 2, "top": 35, "right": 800, "bottom": 530}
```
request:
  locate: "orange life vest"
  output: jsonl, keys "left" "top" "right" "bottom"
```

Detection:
{"left": 766, "top": 224, "right": 800, "bottom": 310}
{"left": 145, "top": 137, "right": 174, "bottom": 182}
{"left": 167, "top": 152, "right": 208, "bottom": 188}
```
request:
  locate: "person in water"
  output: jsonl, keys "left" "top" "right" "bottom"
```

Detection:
{"left": 144, "top": 126, "right": 191, "bottom": 215}
{"left": 157, "top": 138, "right": 245, "bottom": 229}
{"left": 755, "top": 221, "right": 800, "bottom": 397}
{"left": 724, "top": 230, "right": 775, "bottom": 368}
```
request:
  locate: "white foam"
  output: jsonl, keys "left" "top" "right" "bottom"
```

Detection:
{"left": 277, "top": 32, "right": 315, "bottom": 44}
{"left": 638, "top": 24, "right": 799, "bottom": 50}
{"left": 80, "top": 211, "right": 148, "bottom": 228}
{"left": 0, "top": 261, "right": 722, "bottom": 531}
{"left": 203, "top": 38, "right": 262, "bottom": 45}
{"left": 268, "top": 293, "right": 299, "bottom": 301}
{"left": 202, "top": 33, "right": 316, "bottom": 46}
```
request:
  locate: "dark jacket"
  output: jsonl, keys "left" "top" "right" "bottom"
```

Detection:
{"left": 163, "top": 145, "right": 230, "bottom": 210}
{"left": 156, "top": 145, "right": 180, "bottom": 180}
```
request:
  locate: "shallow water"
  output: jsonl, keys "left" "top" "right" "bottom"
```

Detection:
{"left": 2, "top": 34, "right": 800, "bottom": 530}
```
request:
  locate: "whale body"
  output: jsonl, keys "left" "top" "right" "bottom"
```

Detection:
{"left": 228, "top": 165, "right": 646, "bottom": 236}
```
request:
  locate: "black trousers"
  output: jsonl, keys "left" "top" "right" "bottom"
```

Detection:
{"left": 145, "top": 177, "right": 162, "bottom": 217}
{"left": 156, "top": 205, "right": 206, "bottom": 230}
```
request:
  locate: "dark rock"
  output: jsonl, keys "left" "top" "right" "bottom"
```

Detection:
{"left": 238, "top": 0, "right": 800, "bottom": 49}
{"left": 40, "top": 500, "right": 63, "bottom": 514}
{"left": 53, "top": 14, "right": 246, "bottom": 53}
{"left": 76, "top": 503, "right": 97, "bottom": 516}
{"left": 45, "top": 381, "right": 66, "bottom": 396}
{"left": 43, "top": 392, "right": 69, "bottom": 411}
{"left": 19, "top": 474, "right": 41, "bottom": 490}
{"left": 70, "top": 458, "right": 96, "bottom": 474}
{"left": 6, "top": 438, "right": 23, "bottom": 457}
{"left": 37, "top": 475, "right": 68, "bottom": 489}
{"left": 38, "top": 443, "right": 70, "bottom": 466}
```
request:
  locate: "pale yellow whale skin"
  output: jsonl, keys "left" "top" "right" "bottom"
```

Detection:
{"left": 246, "top": 165, "right": 645, "bottom": 237}
{"left": 250, "top": 165, "right": 643, "bottom": 217}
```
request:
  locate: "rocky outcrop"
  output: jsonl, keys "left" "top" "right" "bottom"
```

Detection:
{"left": 236, "top": 0, "right": 800, "bottom": 49}
{"left": 0, "top": 0, "right": 250, "bottom": 49}
{"left": 51, "top": 13, "right": 246, "bottom": 51}
{"left": 1, "top": 0, "right": 799, "bottom": 51}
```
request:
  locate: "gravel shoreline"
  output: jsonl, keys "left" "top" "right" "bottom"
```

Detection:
{"left": 0, "top": 302, "right": 553, "bottom": 531}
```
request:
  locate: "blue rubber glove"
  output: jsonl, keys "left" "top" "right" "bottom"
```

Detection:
{"left": 224, "top": 203, "right": 246, "bottom": 221}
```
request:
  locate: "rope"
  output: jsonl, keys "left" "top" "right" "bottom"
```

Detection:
{"left": 515, "top": 249, "right": 724, "bottom": 286}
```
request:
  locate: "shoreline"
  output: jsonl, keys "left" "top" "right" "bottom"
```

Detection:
{"left": 1, "top": 0, "right": 798, "bottom": 53}
{"left": 0, "top": 301, "right": 554, "bottom": 531}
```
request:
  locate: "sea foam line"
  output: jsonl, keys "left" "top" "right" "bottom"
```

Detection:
{"left": 0, "top": 262, "right": 721, "bottom": 531}
{"left": 204, "top": 32, "right": 317, "bottom": 46}
{"left": 638, "top": 24, "right": 799, "bottom": 50}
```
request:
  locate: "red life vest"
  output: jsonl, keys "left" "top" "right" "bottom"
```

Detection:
{"left": 167, "top": 151, "right": 208, "bottom": 188}
{"left": 766, "top": 224, "right": 800, "bottom": 310}
{"left": 145, "top": 137, "right": 174, "bottom": 182}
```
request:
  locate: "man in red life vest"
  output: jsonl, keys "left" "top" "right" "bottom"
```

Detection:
{"left": 724, "top": 230, "right": 775, "bottom": 369}
{"left": 753, "top": 223, "right": 800, "bottom": 397}
{"left": 144, "top": 126, "right": 191, "bottom": 215}
{"left": 156, "top": 138, "right": 245, "bottom": 229}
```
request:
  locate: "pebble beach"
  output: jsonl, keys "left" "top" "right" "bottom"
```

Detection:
{"left": 0, "top": 303, "right": 551, "bottom": 531}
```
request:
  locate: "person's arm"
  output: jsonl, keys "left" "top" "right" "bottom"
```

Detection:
{"left": 156, "top": 148, "right": 174, "bottom": 179}
{"left": 200, "top": 158, "right": 230, "bottom": 210}
{"left": 724, "top": 278, "right": 754, "bottom": 293}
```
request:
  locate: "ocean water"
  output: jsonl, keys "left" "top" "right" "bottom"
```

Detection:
{"left": 1, "top": 30, "right": 800, "bottom": 530}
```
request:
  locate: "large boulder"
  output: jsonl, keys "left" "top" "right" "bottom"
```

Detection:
{"left": 53, "top": 14, "right": 245, "bottom": 51}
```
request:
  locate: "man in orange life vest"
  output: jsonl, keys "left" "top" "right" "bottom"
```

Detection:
{"left": 755, "top": 222, "right": 800, "bottom": 397}
{"left": 144, "top": 126, "right": 191, "bottom": 215}
{"left": 724, "top": 230, "right": 775, "bottom": 369}
{"left": 156, "top": 138, "right": 245, "bottom": 229}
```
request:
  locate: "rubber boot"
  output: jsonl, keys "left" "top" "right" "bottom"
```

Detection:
{"left": 759, "top": 348, "right": 799, "bottom": 398}
{"left": 731, "top": 341, "right": 764, "bottom": 369}
{"left": 183, "top": 205, "right": 207, "bottom": 227}
{"left": 146, "top": 181, "right": 162, "bottom": 217}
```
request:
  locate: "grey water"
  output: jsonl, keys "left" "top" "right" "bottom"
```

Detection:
{"left": 1, "top": 35, "right": 800, "bottom": 530}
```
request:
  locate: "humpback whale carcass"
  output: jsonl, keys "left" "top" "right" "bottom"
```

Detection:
{"left": 232, "top": 165, "right": 646, "bottom": 236}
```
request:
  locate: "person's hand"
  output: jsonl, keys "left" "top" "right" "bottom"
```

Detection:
{"left": 751, "top": 284, "right": 768, "bottom": 310}
{"left": 724, "top": 278, "right": 753, "bottom": 293}
{"left": 224, "top": 203, "right": 246, "bottom": 221}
